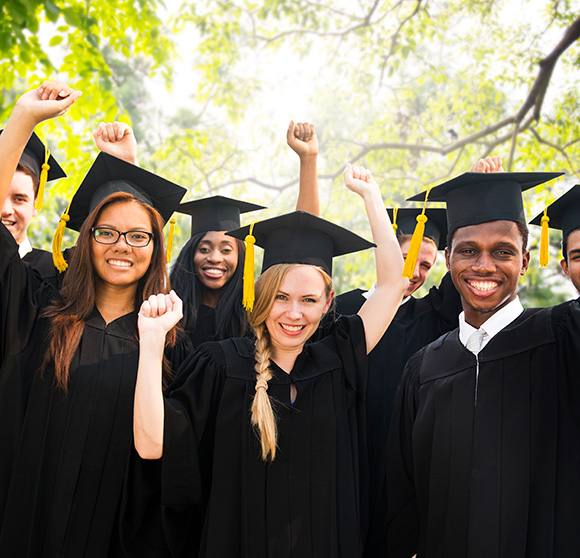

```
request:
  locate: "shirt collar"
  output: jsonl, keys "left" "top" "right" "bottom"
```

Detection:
{"left": 18, "top": 237, "right": 33, "bottom": 259}
{"left": 459, "top": 296, "right": 524, "bottom": 348}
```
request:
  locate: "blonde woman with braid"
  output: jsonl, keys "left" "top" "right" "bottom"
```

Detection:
{"left": 134, "top": 164, "right": 406, "bottom": 557}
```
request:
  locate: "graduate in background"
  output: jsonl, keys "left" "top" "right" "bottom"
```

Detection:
{"left": 384, "top": 169, "right": 580, "bottom": 558}
{"left": 0, "top": 82, "right": 188, "bottom": 557}
{"left": 169, "top": 120, "right": 320, "bottom": 347}
{"left": 529, "top": 183, "right": 580, "bottom": 293}
{"left": 0, "top": 130, "right": 65, "bottom": 283}
{"left": 133, "top": 165, "right": 406, "bottom": 557}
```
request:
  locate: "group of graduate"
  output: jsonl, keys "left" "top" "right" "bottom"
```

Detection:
{"left": 0, "top": 80, "right": 579, "bottom": 558}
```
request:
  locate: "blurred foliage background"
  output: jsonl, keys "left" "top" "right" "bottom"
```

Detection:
{"left": 1, "top": 0, "right": 578, "bottom": 304}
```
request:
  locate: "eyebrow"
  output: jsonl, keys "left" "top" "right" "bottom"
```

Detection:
{"left": 95, "top": 223, "right": 152, "bottom": 231}
{"left": 278, "top": 290, "right": 322, "bottom": 298}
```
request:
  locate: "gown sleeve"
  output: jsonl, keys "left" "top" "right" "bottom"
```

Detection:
{"left": 384, "top": 347, "right": 423, "bottom": 558}
{"left": 161, "top": 342, "right": 226, "bottom": 557}
{"left": 328, "top": 313, "right": 368, "bottom": 392}
{"left": 0, "top": 223, "right": 53, "bottom": 364}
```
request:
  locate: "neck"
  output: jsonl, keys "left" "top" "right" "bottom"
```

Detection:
{"left": 462, "top": 293, "right": 517, "bottom": 329}
{"left": 271, "top": 343, "right": 304, "bottom": 374}
{"left": 201, "top": 287, "right": 221, "bottom": 308}
{"left": 95, "top": 280, "right": 137, "bottom": 324}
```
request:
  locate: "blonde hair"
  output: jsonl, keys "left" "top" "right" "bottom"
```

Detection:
{"left": 247, "top": 263, "right": 333, "bottom": 461}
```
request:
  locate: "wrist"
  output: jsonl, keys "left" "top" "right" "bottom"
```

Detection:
{"left": 8, "top": 106, "right": 38, "bottom": 131}
{"left": 299, "top": 153, "right": 318, "bottom": 162}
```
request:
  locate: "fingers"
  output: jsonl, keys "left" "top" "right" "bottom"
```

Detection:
{"left": 471, "top": 156, "right": 504, "bottom": 173}
{"left": 94, "top": 121, "right": 130, "bottom": 143}
{"left": 350, "top": 165, "right": 371, "bottom": 182}
{"left": 38, "top": 81, "right": 74, "bottom": 101}
{"left": 139, "top": 300, "right": 152, "bottom": 318}
{"left": 145, "top": 293, "right": 169, "bottom": 317}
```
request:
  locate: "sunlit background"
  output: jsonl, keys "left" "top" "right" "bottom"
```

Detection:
{"left": 1, "top": 0, "right": 578, "bottom": 303}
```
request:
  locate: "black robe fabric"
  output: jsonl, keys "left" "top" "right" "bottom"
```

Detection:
{"left": 0, "top": 223, "right": 184, "bottom": 557}
{"left": 187, "top": 303, "right": 217, "bottom": 347}
{"left": 161, "top": 315, "right": 369, "bottom": 558}
{"left": 335, "top": 273, "right": 461, "bottom": 555}
{"left": 22, "top": 247, "right": 60, "bottom": 289}
{"left": 387, "top": 302, "right": 580, "bottom": 558}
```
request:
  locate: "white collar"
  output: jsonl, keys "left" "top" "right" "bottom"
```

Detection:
{"left": 459, "top": 296, "right": 524, "bottom": 349}
{"left": 18, "top": 237, "right": 33, "bottom": 259}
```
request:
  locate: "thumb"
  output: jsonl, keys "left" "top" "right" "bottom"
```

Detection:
{"left": 286, "top": 120, "right": 295, "bottom": 142}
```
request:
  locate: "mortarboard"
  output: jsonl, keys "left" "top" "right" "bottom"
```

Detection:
{"left": 1, "top": 130, "right": 66, "bottom": 211}
{"left": 408, "top": 172, "right": 564, "bottom": 237}
{"left": 52, "top": 152, "right": 187, "bottom": 271}
{"left": 530, "top": 184, "right": 580, "bottom": 265}
{"left": 177, "top": 195, "right": 265, "bottom": 236}
{"left": 388, "top": 207, "right": 448, "bottom": 250}
{"left": 227, "top": 210, "right": 375, "bottom": 311}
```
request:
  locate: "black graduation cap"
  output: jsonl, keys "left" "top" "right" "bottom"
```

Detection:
{"left": 177, "top": 195, "right": 265, "bottom": 236}
{"left": 66, "top": 152, "right": 187, "bottom": 232}
{"left": 0, "top": 130, "right": 66, "bottom": 182}
{"left": 408, "top": 172, "right": 564, "bottom": 236}
{"left": 387, "top": 207, "right": 448, "bottom": 250}
{"left": 529, "top": 184, "right": 580, "bottom": 239}
{"left": 227, "top": 210, "right": 374, "bottom": 276}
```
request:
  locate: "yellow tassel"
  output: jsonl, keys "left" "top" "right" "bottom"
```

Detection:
{"left": 392, "top": 207, "right": 399, "bottom": 234}
{"left": 35, "top": 146, "right": 50, "bottom": 211}
{"left": 52, "top": 207, "right": 70, "bottom": 272}
{"left": 166, "top": 217, "right": 176, "bottom": 263}
{"left": 539, "top": 208, "right": 549, "bottom": 267}
{"left": 242, "top": 222, "right": 256, "bottom": 312}
{"left": 402, "top": 188, "right": 432, "bottom": 279}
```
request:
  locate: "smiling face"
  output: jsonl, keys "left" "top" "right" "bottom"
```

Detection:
{"left": 265, "top": 265, "right": 333, "bottom": 353}
{"left": 399, "top": 237, "right": 438, "bottom": 297}
{"left": 193, "top": 230, "right": 239, "bottom": 291}
{"left": 90, "top": 200, "right": 155, "bottom": 288}
{"left": 1, "top": 170, "right": 36, "bottom": 244}
{"left": 446, "top": 220, "right": 529, "bottom": 328}
{"left": 560, "top": 229, "right": 580, "bottom": 293}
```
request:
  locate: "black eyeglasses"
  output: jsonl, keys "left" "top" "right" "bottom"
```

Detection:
{"left": 91, "top": 227, "right": 154, "bottom": 248}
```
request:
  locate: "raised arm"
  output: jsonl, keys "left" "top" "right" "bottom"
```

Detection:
{"left": 0, "top": 81, "right": 81, "bottom": 210}
{"left": 344, "top": 164, "right": 406, "bottom": 353}
{"left": 93, "top": 121, "right": 138, "bottom": 165}
{"left": 288, "top": 120, "right": 320, "bottom": 216}
{"left": 134, "top": 291, "right": 183, "bottom": 459}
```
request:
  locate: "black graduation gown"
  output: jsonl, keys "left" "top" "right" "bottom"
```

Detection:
{"left": 387, "top": 303, "right": 580, "bottom": 558}
{"left": 335, "top": 273, "right": 461, "bottom": 555}
{"left": 22, "top": 247, "right": 60, "bottom": 289}
{"left": 0, "top": 223, "right": 182, "bottom": 557}
{"left": 188, "top": 303, "right": 217, "bottom": 347}
{"left": 162, "top": 315, "right": 369, "bottom": 558}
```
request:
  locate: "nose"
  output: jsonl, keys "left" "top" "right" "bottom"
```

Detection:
{"left": 112, "top": 234, "right": 131, "bottom": 252}
{"left": 2, "top": 199, "right": 13, "bottom": 216}
{"left": 286, "top": 301, "right": 303, "bottom": 320}
{"left": 412, "top": 262, "right": 422, "bottom": 282}
{"left": 206, "top": 249, "right": 223, "bottom": 263}
{"left": 472, "top": 251, "right": 496, "bottom": 273}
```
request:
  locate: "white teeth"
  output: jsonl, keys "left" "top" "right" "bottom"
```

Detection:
{"left": 468, "top": 280, "right": 498, "bottom": 292}
{"left": 280, "top": 324, "right": 304, "bottom": 332}
{"left": 108, "top": 259, "right": 132, "bottom": 268}
{"left": 203, "top": 268, "right": 225, "bottom": 277}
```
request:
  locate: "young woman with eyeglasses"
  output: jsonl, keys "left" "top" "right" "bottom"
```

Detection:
{"left": 0, "top": 82, "right": 187, "bottom": 557}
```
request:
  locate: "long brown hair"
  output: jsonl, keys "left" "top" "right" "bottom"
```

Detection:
{"left": 43, "top": 192, "right": 177, "bottom": 390}
{"left": 247, "top": 263, "right": 333, "bottom": 461}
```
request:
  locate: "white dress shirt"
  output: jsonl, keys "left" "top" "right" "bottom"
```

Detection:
{"left": 459, "top": 296, "right": 524, "bottom": 354}
{"left": 18, "top": 236, "right": 33, "bottom": 259}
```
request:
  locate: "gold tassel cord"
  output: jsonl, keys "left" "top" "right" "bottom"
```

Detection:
{"left": 242, "top": 222, "right": 256, "bottom": 312}
{"left": 35, "top": 146, "right": 50, "bottom": 211}
{"left": 166, "top": 217, "right": 176, "bottom": 263}
{"left": 392, "top": 207, "right": 399, "bottom": 234}
{"left": 402, "top": 188, "right": 432, "bottom": 279}
{"left": 539, "top": 208, "right": 550, "bottom": 267}
{"left": 52, "top": 209, "right": 70, "bottom": 272}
